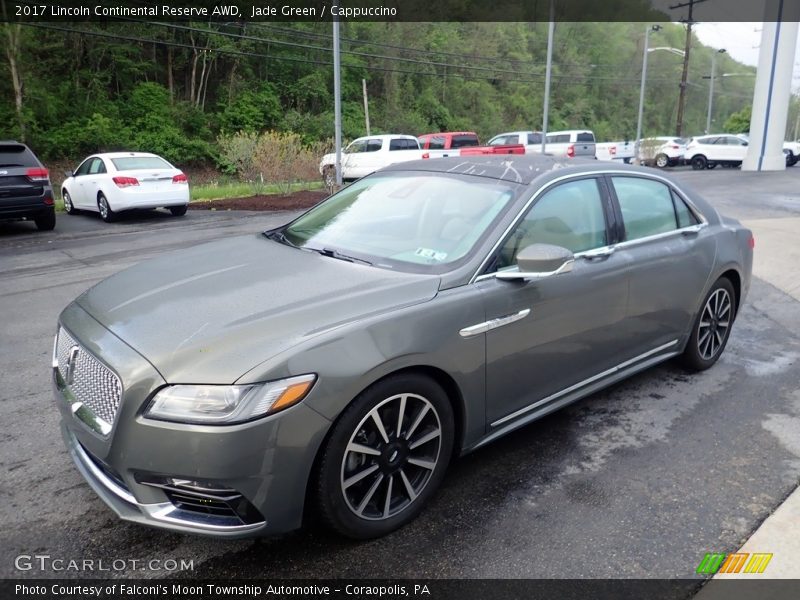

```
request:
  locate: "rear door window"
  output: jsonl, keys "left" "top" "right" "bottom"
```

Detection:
{"left": 366, "top": 139, "right": 384, "bottom": 152}
{"left": 389, "top": 138, "right": 415, "bottom": 151}
{"left": 546, "top": 134, "right": 571, "bottom": 143}
{"left": 611, "top": 177, "right": 679, "bottom": 241}
{"left": 527, "top": 132, "right": 542, "bottom": 145}
{"left": 450, "top": 134, "right": 479, "bottom": 148}
{"left": 88, "top": 158, "right": 106, "bottom": 174}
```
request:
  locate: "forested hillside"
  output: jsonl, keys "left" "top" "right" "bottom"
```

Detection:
{"left": 0, "top": 20, "right": 786, "bottom": 168}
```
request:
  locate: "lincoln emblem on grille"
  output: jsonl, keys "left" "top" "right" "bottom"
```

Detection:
{"left": 65, "top": 346, "right": 80, "bottom": 385}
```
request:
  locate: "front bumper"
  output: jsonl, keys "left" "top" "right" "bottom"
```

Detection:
{"left": 54, "top": 303, "right": 332, "bottom": 538}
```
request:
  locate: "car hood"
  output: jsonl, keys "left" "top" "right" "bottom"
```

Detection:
{"left": 77, "top": 234, "right": 440, "bottom": 383}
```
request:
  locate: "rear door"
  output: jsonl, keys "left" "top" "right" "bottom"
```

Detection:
{"left": 607, "top": 175, "right": 714, "bottom": 358}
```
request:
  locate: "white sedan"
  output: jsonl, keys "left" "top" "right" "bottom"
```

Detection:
{"left": 61, "top": 152, "right": 189, "bottom": 222}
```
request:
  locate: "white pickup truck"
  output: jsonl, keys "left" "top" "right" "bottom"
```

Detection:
{"left": 319, "top": 135, "right": 433, "bottom": 186}
{"left": 596, "top": 141, "right": 636, "bottom": 163}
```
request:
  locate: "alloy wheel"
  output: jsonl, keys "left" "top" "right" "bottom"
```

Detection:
{"left": 697, "top": 288, "right": 732, "bottom": 360}
{"left": 98, "top": 197, "right": 108, "bottom": 219}
{"left": 340, "top": 393, "right": 442, "bottom": 521}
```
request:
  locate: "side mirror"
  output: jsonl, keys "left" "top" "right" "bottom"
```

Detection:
{"left": 64, "top": 170, "right": 73, "bottom": 178}
{"left": 496, "top": 243, "right": 575, "bottom": 281}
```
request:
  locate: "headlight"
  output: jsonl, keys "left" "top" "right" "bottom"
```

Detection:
{"left": 144, "top": 374, "right": 316, "bottom": 425}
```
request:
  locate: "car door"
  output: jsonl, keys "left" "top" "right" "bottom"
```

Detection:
{"left": 727, "top": 136, "right": 748, "bottom": 161}
{"left": 474, "top": 176, "right": 630, "bottom": 427}
{"left": 341, "top": 140, "right": 366, "bottom": 178}
{"left": 606, "top": 175, "right": 715, "bottom": 358}
{"left": 69, "top": 158, "right": 94, "bottom": 208}
{"left": 83, "top": 157, "right": 107, "bottom": 206}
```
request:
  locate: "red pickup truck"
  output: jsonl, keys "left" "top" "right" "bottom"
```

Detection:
{"left": 418, "top": 131, "right": 524, "bottom": 157}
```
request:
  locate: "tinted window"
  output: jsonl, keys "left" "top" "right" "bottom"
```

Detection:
{"left": 612, "top": 177, "right": 678, "bottom": 241}
{"left": 576, "top": 132, "right": 595, "bottom": 142}
{"left": 74, "top": 159, "right": 93, "bottom": 176}
{"left": 450, "top": 134, "right": 479, "bottom": 148}
{"left": 0, "top": 144, "right": 39, "bottom": 167}
{"left": 111, "top": 157, "right": 173, "bottom": 171}
{"left": 389, "top": 139, "right": 416, "bottom": 151}
{"left": 673, "top": 192, "right": 699, "bottom": 228}
{"left": 497, "top": 178, "right": 607, "bottom": 268}
{"left": 427, "top": 136, "right": 445, "bottom": 150}
{"left": 527, "top": 132, "right": 542, "bottom": 145}
{"left": 546, "top": 134, "right": 570, "bottom": 143}
{"left": 88, "top": 158, "right": 106, "bottom": 174}
{"left": 366, "top": 139, "right": 383, "bottom": 152}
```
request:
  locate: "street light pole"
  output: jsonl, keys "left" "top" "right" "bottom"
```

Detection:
{"left": 541, "top": 0, "right": 555, "bottom": 155}
{"left": 706, "top": 49, "right": 726, "bottom": 134}
{"left": 635, "top": 25, "right": 659, "bottom": 165}
{"left": 332, "top": 15, "right": 342, "bottom": 186}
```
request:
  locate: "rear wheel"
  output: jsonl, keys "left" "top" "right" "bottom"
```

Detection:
{"left": 62, "top": 190, "right": 77, "bottom": 215}
{"left": 34, "top": 209, "right": 56, "bottom": 231}
{"left": 655, "top": 153, "right": 670, "bottom": 169}
{"left": 316, "top": 373, "right": 454, "bottom": 539}
{"left": 169, "top": 205, "right": 187, "bottom": 216}
{"left": 680, "top": 278, "right": 736, "bottom": 371}
{"left": 691, "top": 155, "right": 707, "bottom": 170}
{"left": 97, "top": 193, "right": 117, "bottom": 223}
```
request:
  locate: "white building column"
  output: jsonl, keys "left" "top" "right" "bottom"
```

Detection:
{"left": 742, "top": 0, "right": 799, "bottom": 171}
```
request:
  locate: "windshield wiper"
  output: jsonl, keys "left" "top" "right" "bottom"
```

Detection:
{"left": 309, "top": 247, "right": 373, "bottom": 266}
{"left": 262, "top": 228, "right": 296, "bottom": 247}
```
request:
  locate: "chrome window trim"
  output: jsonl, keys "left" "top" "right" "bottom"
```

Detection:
{"left": 469, "top": 169, "right": 708, "bottom": 284}
{"left": 490, "top": 339, "right": 679, "bottom": 427}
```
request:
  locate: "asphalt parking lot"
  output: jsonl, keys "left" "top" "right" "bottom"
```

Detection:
{"left": 1, "top": 169, "right": 799, "bottom": 586}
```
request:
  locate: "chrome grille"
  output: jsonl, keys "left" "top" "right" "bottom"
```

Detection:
{"left": 56, "top": 327, "right": 122, "bottom": 428}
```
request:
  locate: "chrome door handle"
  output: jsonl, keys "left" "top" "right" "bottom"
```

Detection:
{"left": 583, "top": 246, "right": 615, "bottom": 259}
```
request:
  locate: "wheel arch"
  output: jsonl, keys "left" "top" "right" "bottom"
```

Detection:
{"left": 302, "top": 363, "right": 467, "bottom": 526}
{"left": 718, "top": 268, "right": 742, "bottom": 318}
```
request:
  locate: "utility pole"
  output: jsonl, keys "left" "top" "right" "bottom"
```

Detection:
{"left": 362, "top": 79, "right": 370, "bottom": 136}
{"left": 670, "top": 0, "right": 708, "bottom": 137}
{"left": 541, "top": 0, "right": 555, "bottom": 154}
{"left": 333, "top": 15, "right": 342, "bottom": 186}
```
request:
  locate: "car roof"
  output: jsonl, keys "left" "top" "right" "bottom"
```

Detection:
{"left": 418, "top": 131, "right": 477, "bottom": 137}
{"left": 382, "top": 154, "right": 607, "bottom": 184}
{"left": 92, "top": 152, "right": 164, "bottom": 159}
{"left": 548, "top": 129, "right": 594, "bottom": 135}
{"left": 490, "top": 131, "right": 542, "bottom": 137}
{"left": 352, "top": 134, "right": 416, "bottom": 142}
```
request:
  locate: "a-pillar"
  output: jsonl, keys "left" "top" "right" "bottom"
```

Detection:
{"left": 742, "top": 0, "right": 799, "bottom": 171}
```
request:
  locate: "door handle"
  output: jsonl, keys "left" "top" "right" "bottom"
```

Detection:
{"left": 582, "top": 246, "right": 615, "bottom": 260}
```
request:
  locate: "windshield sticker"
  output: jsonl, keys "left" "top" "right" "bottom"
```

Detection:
{"left": 415, "top": 248, "right": 448, "bottom": 262}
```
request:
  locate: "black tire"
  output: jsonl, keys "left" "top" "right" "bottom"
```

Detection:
{"left": 97, "top": 193, "right": 117, "bottom": 223}
{"left": 316, "top": 373, "right": 454, "bottom": 539}
{"left": 169, "top": 205, "right": 188, "bottom": 216}
{"left": 323, "top": 166, "right": 336, "bottom": 188}
{"left": 655, "top": 153, "right": 670, "bottom": 169}
{"left": 691, "top": 155, "right": 707, "bottom": 170}
{"left": 680, "top": 277, "right": 736, "bottom": 371}
{"left": 62, "top": 190, "right": 77, "bottom": 215}
{"left": 34, "top": 209, "right": 56, "bottom": 231}
{"left": 707, "top": 163, "right": 717, "bottom": 169}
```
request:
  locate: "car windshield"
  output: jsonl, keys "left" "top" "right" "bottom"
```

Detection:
{"left": 279, "top": 173, "right": 516, "bottom": 273}
{"left": 111, "top": 157, "right": 172, "bottom": 171}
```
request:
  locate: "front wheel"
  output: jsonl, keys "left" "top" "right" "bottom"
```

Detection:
{"left": 680, "top": 278, "right": 736, "bottom": 371}
{"left": 691, "top": 155, "right": 707, "bottom": 170}
{"left": 316, "top": 373, "right": 454, "bottom": 539}
{"left": 655, "top": 153, "right": 670, "bottom": 168}
{"left": 63, "top": 190, "right": 77, "bottom": 215}
{"left": 97, "top": 193, "right": 117, "bottom": 222}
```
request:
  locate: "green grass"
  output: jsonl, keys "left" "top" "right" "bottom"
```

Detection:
{"left": 190, "top": 180, "right": 323, "bottom": 202}
{"left": 52, "top": 180, "right": 324, "bottom": 212}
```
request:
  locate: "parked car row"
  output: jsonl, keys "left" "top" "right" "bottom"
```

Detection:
{"left": 319, "top": 129, "right": 599, "bottom": 184}
{"left": 0, "top": 142, "right": 190, "bottom": 231}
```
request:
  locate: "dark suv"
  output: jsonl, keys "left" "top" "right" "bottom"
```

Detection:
{"left": 0, "top": 141, "right": 55, "bottom": 230}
